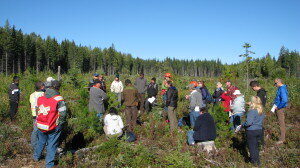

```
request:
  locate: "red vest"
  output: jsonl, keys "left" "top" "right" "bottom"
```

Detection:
{"left": 36, "top": 95, "right": 64, "bottom": 132}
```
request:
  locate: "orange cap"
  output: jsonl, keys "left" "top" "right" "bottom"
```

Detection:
{"left": 189, "top": 81, "right": 198, "bottom": 87}
{"left": 164, "top": 73, "right": 172, "bottom": 78}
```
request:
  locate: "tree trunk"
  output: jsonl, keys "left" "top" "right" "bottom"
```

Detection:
{"left": 5, "top": 52, "right": 8, "bottom": 76}
{"left": 24, "top": 51, "right": 27, "bottom": 71}
{"left": 18, "top": 57, "right": 21, "bottom": 74}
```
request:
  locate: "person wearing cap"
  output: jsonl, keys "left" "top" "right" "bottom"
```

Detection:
{"left": 89, "top": 79, "right": 107, "bottom": 119}
{"left": 110, "top": 74, "right": 124, "bottom": 107}
{"left": 162, "top": 73, "right": 172, "bottom": 114}
{"left": 165, "top": 81, "right": 179, "bottom": 132}
{"left": 197, "top": 80, "right": 212, "bottom": 105}
{"left": 8, "top": 76, "right": 20, "bottom": 121}
{"left": 122, "top": 79, "right": 139, "bottom": 131}
{"left": 30, "top": 81, "right": 45, "bottom": 150}
{"left": 225, "top": 80, "right": 239, "bottom": 100}
{"left": 186, "top": 83, "right": 204, "bottom": 128}
{"left": 230, "top": 90, "right": 245, "bottom": 130}
{"left": 212, "top": 82, "right": 224, "bottom": 104}
{"left": 134, "top": 73, "right": 147, "bottom": 114}
{"left": 145, "top": 77, "right": 159, "bottom": 112}
{"left": 45, "top": 77, "right": 55, "bottom": 89}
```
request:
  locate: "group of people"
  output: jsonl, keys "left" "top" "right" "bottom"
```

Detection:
{"left": 6, "top": 72, "right": 289, "bottom": 167}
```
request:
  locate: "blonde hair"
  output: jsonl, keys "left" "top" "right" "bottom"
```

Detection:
{"left": 250, "top": 96, "right": 263, "bottom": 115}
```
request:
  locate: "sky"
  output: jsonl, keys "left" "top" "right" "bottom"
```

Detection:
{"left": 0, "top": 0, "right": 299, "bottom": 64}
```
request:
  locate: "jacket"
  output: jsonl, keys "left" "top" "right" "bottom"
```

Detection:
{"left": 221, "top": 92, "right": 231, "bottom": 112}
{"left": 231, "top": 95, "right": 245, "bottom": 115}
{"left": 122, "top": 85, "right": 139, "bottom": 107}
{"left": 44, "top": 89, "right": 67, "bottom": 125}
{"left": 274, "top": 85, "right": 288, "bottom": 109}
{"left": 243, "top": 109, "right": 265, "bottom": 130}
{"left": 104, "top": 114, "right": 124, "bottom": 135}
{"left": 88, "top": 87, "right": 107, "bottom": 114}
{"left": 30, "top": 90, "right": 45, "bottom": 117}
{"left": 134, "top": 77, "right": 147, "bottom": 94}
{"left": 110, "top": 80, "right": 124, "bottom": 93}
{"left": 212, "top": 88, "right": 224, "bottom": 103}
{"left": 166, "top": 86, "right": 178, "bottom": 108}
{"left": 257, "top": 88, "right": 267, "bottom": 107}
{"left": 189, "top": 90, "right": 204, "bottom": 111}
{"left": 193, "top": 113, "right": 217, "bottom": 142}
{"left": 147, "top": 83, "right": 158, "bottom": 98}
{"left": 8, "top": 83, "right": 20, "bottom": 102}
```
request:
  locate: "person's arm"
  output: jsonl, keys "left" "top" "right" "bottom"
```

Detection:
{"left": 120, "top": 82, "right": 124, "bottom": 92}
{"left": 202, "top": 88, "right": 207, "bottom": 100}
{"left": 101, "top": 90, "right": 108, "bottom": 100}
{"left": 104, "top": 115, "right": 109, "bottom": 126}
{"left": 276, "top": 87, "right": 288, "bottom": 109}
{"left": 58, "top": 100, "right": 67, "bottom": 125}
{"left": 119, "top": 116, "right": 124, "bottom": 129}
{"left": 144, "top": 79, "right": 148, "bottom": 93}
{"left": 110, "top": 81, "right": 115, "bottom": 92}
{"left": 243, "top": 110, "right": 255, "bottom": 127}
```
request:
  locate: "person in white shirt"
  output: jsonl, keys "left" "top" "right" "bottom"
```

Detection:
{"left": 104, "top": 107, "right": 124, "bottom": 137}
{"left": 110, "top": 75, "right": 124, "bottom": 107}
{"left": 230, "top": 90, "right": 245, "bottom": 130}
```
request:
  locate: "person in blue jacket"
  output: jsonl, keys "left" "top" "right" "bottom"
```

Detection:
{"left": 273, "top": 78, "right": 289, "bottom": 145}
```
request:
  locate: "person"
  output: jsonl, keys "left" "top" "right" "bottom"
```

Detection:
{"left": 221, "top": 92, "right": 231, "bottom": 112}
{"left": 29, "top": 82, "right": 45, "bottom": 150}
{"left": 104, "top": 107, "right": 124, "bottom": 137}
{"left": 186, "top": 83, "right": 204, "bottom": 128}
{"left": 187, "top": 107, "right": 217, "bottom": 153}
{"left": 45, "top": 77, "right": 55, "bottom": 89}
{"left": 8, "top": 76, "right": 20, "bottom": 121}
{"left": 161, "top": 73, "right": 172, "bottom": 113}
{"left": 230, "top": 90, "right": 245, "bottom": 130}
{"left": 240, "top": 96, "right": 265, "bottom": 166}
{"left": 166, "top": 81, "right": 179, "bottom": 132}
{"left": 145, "top": 77, "right": 159, "bottom": 112}
{"left": 110, "top": 74, "right": 124, "bottom": 107}
{"left": 134, "top": 73, "right": 147, "bottom": 114}
{"left": 250, "top": 81, "right": 267, "bottom": 107}
{"left": 122, "top": 79, "right": 139, "bottom": 131}
{"left": 272, "top": 78, "right": 289, "bottom": 145}
{"left": 88, "top": 79, "right": 107, "bottom": 119}
{"left": 198, "top": 81, "right": 212, "bottom": 106}
{"left": 225, "top": 80, "right": 239, "bottom": 100}
{"left": 89, "top": 73, "right": 99, "bottom": 84}
{"left": 34, "top": 80, "right": 67, "bottom": 168}
{"left": 98, "top": 75, "right": 107, "bottom": 92}
{"left": 212, "top": 82, "right": 224, "bottom": 104}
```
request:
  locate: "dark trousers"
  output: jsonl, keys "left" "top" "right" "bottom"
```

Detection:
{"left": 125, "top": 106, "right": 138, "bottom": 131}
{"left": 246, "top": 129, "right": 262, "bottom": 166}
{"left": 9, "top": 101, "right": 19, "bottom": 121}
{"left": 137, "top": 93, "right": 145, "bottom": 113}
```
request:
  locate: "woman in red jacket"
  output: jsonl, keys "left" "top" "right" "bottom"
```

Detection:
{"left": 221, "top": 92, "right": 232, "bottom": 112}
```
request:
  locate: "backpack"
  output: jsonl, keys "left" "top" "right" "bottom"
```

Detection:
{"left": 36, "top": 95, "right": 64, "bottom": 132}
{"left": 124, "top": 131, "right": 137, "bottom": 142}
{"left": 202, "top": 88, "right": 213, "bottom": 104}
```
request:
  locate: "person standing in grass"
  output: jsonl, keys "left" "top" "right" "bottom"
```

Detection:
{"left": 186, "top": 83, "right": 204, "bottom": 128}
{"left": 135, "top": 73, "right": 147, "bottom": 114}
{"left": 89, "top": 79, "right": 107, "bottom": 119}
{"left": 225, "top": 80, "right": 239, "bottom": 100}
{"left": 230, "top": 90, "right": 245, "bottom": 130}
{"left": 272, "top": 78, "right": 289, "bottom": 145}
{"left": 197, "top": 80, "right": 212, "bottom": 106}
{"left": 240, "top": 96, "right": 265, "bottom": 166}
{"left": 145, "top": 77, "right": 159, "bottom": 112}
{"left": 34, "top": 80, "right": 67, "bottom": 168}
{"left": 110, "top": 74, "right": 124, "bottom": 108}
{"left": 8, "top": 76, "right": 20, "bottom": 121}
{"left": 212, "top": 82, "right": 224, "bottom": 104}
{"left": 166, "top": 81, "right": 179, "bottom": 132}
{"left": 29, "top": 81, "right": 45, "bottom": 151}
{"left": 122, "top": 79, "right": 139, "bottom": 131}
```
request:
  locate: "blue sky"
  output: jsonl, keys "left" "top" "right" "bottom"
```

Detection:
{"left": 0, "top": 0, "right": 299, "bottom": 64}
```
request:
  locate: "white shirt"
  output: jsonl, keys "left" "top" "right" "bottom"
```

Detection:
{"left": 104, "top": 114, "right": 124, "bottom": 135}
{"left": 110, "top": 80, "right": 124, "bottom": 93}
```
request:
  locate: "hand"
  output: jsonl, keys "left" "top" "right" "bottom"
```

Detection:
{"left": 235, "top": 125, "right": 242, "bottom": 133}
{"left": 185, "top": 95, "right": 190, "bottom": 99}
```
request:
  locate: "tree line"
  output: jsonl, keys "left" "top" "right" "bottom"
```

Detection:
{"left": 0, "top": 21, "right": 299, "bottom": 78}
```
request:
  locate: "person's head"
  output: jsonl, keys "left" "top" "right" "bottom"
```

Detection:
{"left": 139, "top": 73, "right": 144, "bottom": 78}
{"left": 164, "top": 73, "right": 172, "bottom": 81}
{"left": 226, "top": 80, "right": 231, "bottom": 87}
{"left": 200, "top": 107, "right": 207, "bottom": 114}
{"left": 216, "top": 82, "right": 222, "bottom": 89}
{"left": 125, "top": 79, "right": 131, "bottom": 86}
{"left": 109, "top": 107, "right": 118, "bottom": 115}
{"left": 250, "top": 81, "right": 261, "bottom": 91}
{"left": 13, "top": 76, "right": 19, "bottom": 84}
{"left": 93, "top": 79, "right": 101, "bottom": 88}
{"left": 249, "top": 96, "right": 263, "bottom": 115}
{"left": 35, "top": 81, "right": 45, "bottom": 91}
{"left": 188, "top": 84, "right": 196, "bottom": 92}
{"left": 166, "top": 81, "right": 173, "bottom": 87}
{"left": 151, "top": 77, "right": 156, "bottom": 83}
{"left": 233, "top": 90, "right": 242, "bottom": 97}
{"left": 115, "top": 74, "right": 120, "bottom": 81}
{"left": 274, "top": 78, "right": 284, "bottom": 87}
{"left": 98, "top": 75, "right": 104, "bottom": 81}
{"left": 93, "top": 73, "right": 99, "bottom": 80}
{"left": 51, "top": 80, "right": 61, "bottom": 91}
{"left": 198, "top": 81, "right": 205, "bottom": 88}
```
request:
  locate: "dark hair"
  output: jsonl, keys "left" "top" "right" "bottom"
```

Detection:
{"left": 13, "top": 76, "right": 19, "bottom": 83}
{"left": 125, "top": 79, "right": 131, "bottom": 85}
{"left": 250, "top": 81, "right": 260, "bottom": 87}
{"left": 151, "top": 77, "right": 156, "bottom": 82}
{"left": 51, "top": 80, "right": 61, "bottom": 90}
{"left": 35, "top": 81, "right": 45, "bottom": 91}
{"left": 93, "top": 79, "right": 101, "bottom": 84}
{"left": 200, "top": 107, "right": 207, "bottom": 113}
{"left": 109, "top": 107, "right": 118, "bottom": 115}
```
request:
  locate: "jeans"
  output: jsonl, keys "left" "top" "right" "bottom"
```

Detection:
{"left": 187, "top": 130, "right": 195, "bottom": 145}
{"left": 9, "top": 101, "right": 18, "bottom": 121}
{"left": 34, "top": 125, "right": 62, "bottom": 168}
{"left": 230, "top": 113, "right": 243, "bottom": 130}
{"left": 189, "top": 110, "right": 200, "bottom": 128}
{"left": 167, "top": 106, "right": 177, "bottom": 132}
{"left": 247, "top": 129, "right": 262, "bottom": 166}
{"left": 115, "top": 93, "right": 122, "bottom": 108}
{"left": 31, "top": 119, "right": 39, "bottom": 150}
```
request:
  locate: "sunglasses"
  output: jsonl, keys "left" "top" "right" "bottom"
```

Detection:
{"left": 274, "top": 82, "right": 278, "bottom": 86}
